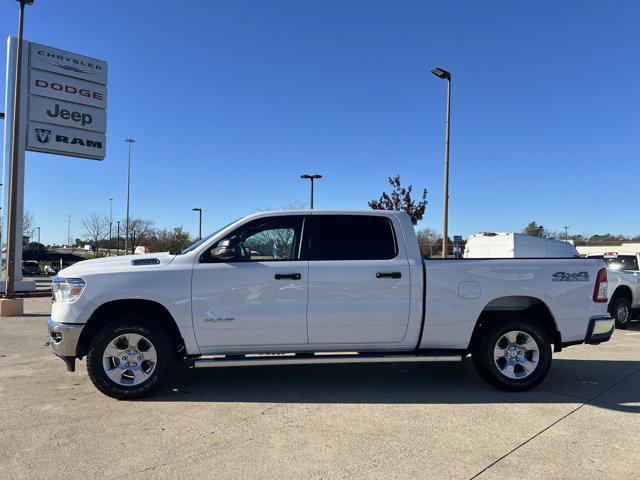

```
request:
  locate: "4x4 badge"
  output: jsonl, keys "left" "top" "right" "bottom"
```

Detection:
{"left": 552, "top": 271, "right": 590, "bottom": 282}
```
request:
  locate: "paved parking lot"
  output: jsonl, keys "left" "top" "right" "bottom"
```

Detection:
{"left": 1, "top": 297, "right": 639, "bottom": 479}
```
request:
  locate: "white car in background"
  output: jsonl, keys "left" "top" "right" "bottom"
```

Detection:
{"left": 587, "top": 252, "right": 640, "bottom": 329}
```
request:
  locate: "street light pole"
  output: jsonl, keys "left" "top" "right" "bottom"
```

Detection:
{"left": 563, "top": 226, "right": 569, "bottom": 241}
{"left": 192, "top": 208, "right": 202, "bottom": 241}
{"left": 4, "top": 0, "right": 33, "bottom": 299}
{"left": 300, "top": 174, "right": 322, "bottom": 209}
{"left": 430, "top": 67, "right": 452, "bottom": 258}
{"left": 36, "top": 226, "right": 40, "bottom": 253}
{"left": 67, "top": 214, "right": 71, "bottom": 246}
{"left": 116, "top": 221, "right": 120, "bottom": 256}
{"left": 124, "top": 138, "right": 135, "bottom": 254}
{"left": 108, "top": 198, "right": 113, "bottom": 256}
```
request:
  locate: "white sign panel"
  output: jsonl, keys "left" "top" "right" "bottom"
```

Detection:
{"left": 29, "top": 96, "right": 106, "bottom": 133}
{"left": 29, "top": 69, "right": 107, "bottom": 109}
{"left": 29, "top": 42, "right": 107, "bottom": 84}
{"left": 27, "top": 121, "right": 106, "bottom": 160}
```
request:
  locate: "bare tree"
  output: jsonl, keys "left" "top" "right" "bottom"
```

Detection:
{"left": 81, "top": 212, "right": 109, "bottom": 255}
{"left": 127, "top": 218, "right": 154, "bottom": 254}
{"left": 23, "top": 210, "right": 36, "bottom": 240}
{"left": 369, "top": 175, "right": 427, "bottom": 225}
{"left": 147, "top": 227, "right": 193, "bottom": 253}
{"left": 416, "top": 227, "right": 441, "bottom": 258}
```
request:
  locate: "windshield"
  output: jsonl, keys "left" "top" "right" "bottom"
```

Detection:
{"left": 177, "top": 220, "right": 240, "bottom": 255}
{"left": 590, "top": 255, "right": 639, "bottom": 272}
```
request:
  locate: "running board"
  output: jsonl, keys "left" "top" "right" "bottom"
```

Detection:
{"left": 194, "top": 352, "right": 462, "bottom": 368}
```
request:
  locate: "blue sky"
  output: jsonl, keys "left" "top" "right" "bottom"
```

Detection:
{"left": 1, "top": 1, "right": 638, "bottom": 244}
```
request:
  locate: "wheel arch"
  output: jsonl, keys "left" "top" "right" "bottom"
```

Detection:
{"left": 609, "top": 285, "right": 632, "bottom": 310}
{"left": 76, "top": 299, "right": 185, "bottom": 358}
{"left": 468, "top": 295, "right": 562, "bottom": 353}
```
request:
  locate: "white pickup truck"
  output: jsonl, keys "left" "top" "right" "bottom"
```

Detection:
{"left": 47, "top": 210, "right": 614, "bottom": 399}
{"left": 586, "top": 252, "right": 640, "bottom": 329}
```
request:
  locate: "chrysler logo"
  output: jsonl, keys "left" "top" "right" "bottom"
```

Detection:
{"left": 35, "top": 128, "right": 51, "bottom": 144}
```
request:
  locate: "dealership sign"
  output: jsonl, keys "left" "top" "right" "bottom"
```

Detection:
{"left": 27, "top": 122, "right": 106, "bottom": 160}
{"left": 29, "top": 42, "right": 107, "bottom": 84}
{"left": 24, "top": 41, "right": 108, "bottom": 160}
{"left": 28, "top": 96, "right": 106, "bottom": 132}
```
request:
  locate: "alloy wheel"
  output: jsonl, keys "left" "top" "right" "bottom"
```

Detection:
{"left": 493, "top": 330, "right": 540, "bottom": 380}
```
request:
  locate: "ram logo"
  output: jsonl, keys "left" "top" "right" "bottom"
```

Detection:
{"left": 35, "top": 128, "right": 51, "bottom": 144}
{"left": 552, "top": 271, "right": 590, "bottom": 282}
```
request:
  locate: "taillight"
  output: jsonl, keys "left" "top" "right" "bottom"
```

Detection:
{"left": 593, "top": 268, "right": 608, "bottom": 302}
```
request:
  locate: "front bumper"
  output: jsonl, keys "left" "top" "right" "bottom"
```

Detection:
{"left": 47, "top": 318, "right": 84, "bottom": 370}
{"left": 585, "top": 316, "right": 615, "bottom": 345}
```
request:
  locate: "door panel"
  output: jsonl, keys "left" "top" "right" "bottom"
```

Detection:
{"left": 307, "top": 259, "right": 411, "bottom": 343}
{"left": 192, "top": 261, "right": 308, "bottom": 347}
{"left": 191, "top": 214, "right": 308, "bottom": 348}
{"left": 306, "top": 214, "right": 411, "bottom": 344}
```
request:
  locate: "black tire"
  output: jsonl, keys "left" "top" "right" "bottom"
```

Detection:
{"left": 472, "top": 317, "right": 552, "bottom": 392}
{"left": 86, "top": 315, "right": 176, "bottom": 400}
{"left": 611, "top": 297, "right": 632, "bottom": 329}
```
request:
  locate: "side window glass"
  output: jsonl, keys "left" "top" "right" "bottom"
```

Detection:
{"left": 203, "top": 216, "right": 303, "bottom": 263}
{"left": 312, "top": 215, "right": 397, "bottom": 260}
{"left": 244, "top": 228, "right": 297, "bottom": 260}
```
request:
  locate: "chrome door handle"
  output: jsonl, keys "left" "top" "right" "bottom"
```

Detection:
{"left": 376, "top": 272, "right": 402, "bottom": 279}
{"left": 275, "top": 273, "right": 301, "bottom": 280}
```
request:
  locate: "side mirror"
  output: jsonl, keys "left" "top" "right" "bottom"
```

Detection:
{"left": 211, "top": 239, "right": 237, "bottom": 261}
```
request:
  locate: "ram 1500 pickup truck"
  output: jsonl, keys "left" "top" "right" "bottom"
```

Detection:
{"left": 47, "top": 210, "right": 614, "bottom": 399}
{"left": 587, "top": 252, "right": 640, "bottom": 329}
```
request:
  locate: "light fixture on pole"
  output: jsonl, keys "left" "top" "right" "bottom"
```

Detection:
{"left": 192, "top": 208, "right": 202, "bottom": 240}
{"left": 4, "top": 0, "right": 34, "bottom": 300}
{"left": 124, "top": 138, "right": 135, "bottom": 254}
{"left": 430, "top": 67, "right": 452, "bottom": 258}
{"left": 300, "top": 174, "right": 322, "bottom": 209}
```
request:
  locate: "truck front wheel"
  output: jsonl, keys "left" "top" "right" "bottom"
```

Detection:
{"left": 472, "top": 318, "right": 552, "bottom": 391}
{"left": 86, "top": 316, "right": 176, "bottom": 400}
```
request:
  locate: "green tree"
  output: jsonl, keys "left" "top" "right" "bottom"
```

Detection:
{"left": 522, "top": 221, "right": 547, "bottom": 238}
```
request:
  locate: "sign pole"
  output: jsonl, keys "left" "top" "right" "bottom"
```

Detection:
{"left": 5, "top": 1, "right": 28, "bottom": 300}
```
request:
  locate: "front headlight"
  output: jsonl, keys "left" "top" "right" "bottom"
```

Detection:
{"left": 52, "top": 278, "right": 86, "bottom": 303}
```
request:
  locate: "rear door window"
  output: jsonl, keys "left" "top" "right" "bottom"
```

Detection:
{"left": 591, "top": 255, "right": 639, "bottom": 271}
{"left": 309, "top": 215, "right": 397, "bottom": 260}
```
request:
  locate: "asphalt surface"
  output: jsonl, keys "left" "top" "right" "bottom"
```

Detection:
{"left": 1, "top": 297, "right": 639, "bottom": 479}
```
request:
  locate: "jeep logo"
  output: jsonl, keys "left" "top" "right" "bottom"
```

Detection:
{"left": 552, "top": 271, "right": 590, "bottom": 282}
{"left": 46, "top": 103, "right": 93, "bottom": 126}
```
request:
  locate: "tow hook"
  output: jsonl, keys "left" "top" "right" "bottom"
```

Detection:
{"left": 62, "top": 356, "right": 76, "bottom": 372}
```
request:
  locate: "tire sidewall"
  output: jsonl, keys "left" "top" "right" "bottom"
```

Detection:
{"left": 476, "top": 319, "right": 552, "bottom": 391}
{"left": 86, "top": 317, "right": 174, "bottom": 400}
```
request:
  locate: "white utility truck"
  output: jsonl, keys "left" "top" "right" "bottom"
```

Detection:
{"left": 586, "top": 252, "right": 640, "bottom": 329}
{"left": 48, "top": 210, "right": 613, "bottom": 399}
{"left": 464, "top": 232, "right": 579, "bottom": 258}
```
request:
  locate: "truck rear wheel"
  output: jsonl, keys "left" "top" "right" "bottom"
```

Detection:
{"left": 86, "top": 316, "right": 176, "bottom": 400}
{"left": 472, "top": 317, "right": 552, "bottom": 391}
{"left": 611, "top": 297, "right": 631, "bottom": 329}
